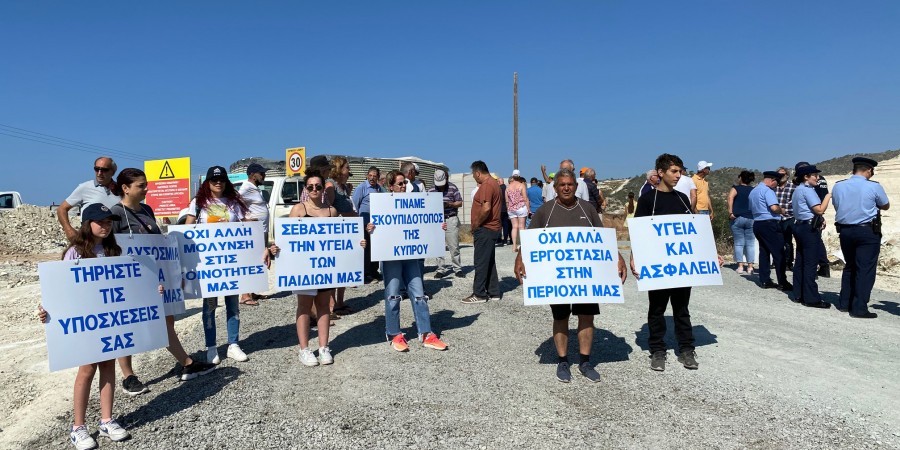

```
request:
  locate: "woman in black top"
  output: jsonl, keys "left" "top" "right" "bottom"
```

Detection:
{"left": 111, "top": 168, "right": 217, "bottom": 382}
{"left": 727, "top": 171, "right": 757, "bottom": 275}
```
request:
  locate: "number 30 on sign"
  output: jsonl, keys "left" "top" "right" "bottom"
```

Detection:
{"left": 286, "top": 147, "right": 306, "bottom": 177}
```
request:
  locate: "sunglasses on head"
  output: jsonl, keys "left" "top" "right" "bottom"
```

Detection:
{"left": 306, "top": 184, "right": 323, "bottom": 191}
{"left": 94, "top": 167, "right": 112, "bottom": 173}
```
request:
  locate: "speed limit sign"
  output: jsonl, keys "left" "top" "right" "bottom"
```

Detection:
{"left": 286, "top": 147, "right": 306, "bottom": 177}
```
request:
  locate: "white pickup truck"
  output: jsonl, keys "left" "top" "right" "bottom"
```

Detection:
{"left": 232, "top": 176, "right": 304, "bottom": 238}
{"left": 0, "top": 191, "right": 24, "bottom": 211}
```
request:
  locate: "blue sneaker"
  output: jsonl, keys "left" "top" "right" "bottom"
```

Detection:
{"left": 556, "top": 362, "right": 571, "bottom": 383}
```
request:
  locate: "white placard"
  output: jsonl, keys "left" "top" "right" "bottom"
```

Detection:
{"left": 275, "top": 217, "right": 365, "bottom": 289}
{"left": 369, "top": 192, "right": 447, "bottom": 262}
{"left": 167, "top": 222, "right": 269, "bottom": 298}
{"left": 116, "top": 233, "right": 186, "bottom": 316}
{"left": 520, "top": 227, "right": 624, "bottom": 305}
{"left": 627, "top": 214, "right": 722, "bottom": 291}
{"left": 39, "top": 255, "right": 168, "bottom": 372}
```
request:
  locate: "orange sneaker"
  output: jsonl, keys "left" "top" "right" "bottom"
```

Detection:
{"left": 390, "top": 334, "right": 409, "bottom": 352}
{"left": 422, "top": 333, "right": 448, "bottom": 351}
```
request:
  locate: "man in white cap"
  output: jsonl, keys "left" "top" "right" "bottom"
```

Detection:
{"left": 693, "top": 161, "right": 714, "bottom": 218}
{"left": 429, "top": 169, "right": 464, "bottom": 278}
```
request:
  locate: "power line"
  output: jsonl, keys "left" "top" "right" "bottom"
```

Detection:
{"left": 0, "top": 123, "right": 207, "bottom": 171}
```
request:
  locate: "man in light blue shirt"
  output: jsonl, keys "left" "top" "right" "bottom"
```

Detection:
{"left": 831, "top": 157, "right": 890, "bottom": 318}
{"left": 352, "top": 166, "right": 385, "bottom": 282}
{"left": 57, "top": 156, "right": 120, "bottom": 242}
{"left": 749, "top": 171, "right": 790, "bottom": 290}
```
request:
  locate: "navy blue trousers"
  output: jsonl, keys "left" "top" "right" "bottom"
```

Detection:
{"left": 838, "top": 226, "right": 881, "bottom": 315}
{"left": 792, "top": 222, "right": 822, "bottom": 304}
{"left": 753, "top": 219, "right": 787, "bottom": 285}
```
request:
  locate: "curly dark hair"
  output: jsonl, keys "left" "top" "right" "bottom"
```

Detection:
{"left": 194, "top": 179, "right": 247, "bottom": 215}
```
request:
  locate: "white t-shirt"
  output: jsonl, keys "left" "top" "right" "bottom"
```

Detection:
{"left": 405, "top": 179, "right": 426, "bottom": 193}
{"left": 238, "top": 182, "right": 269, "bottom": 228}
{"left": 187, "top": 198, "right": 245, "bottom": 224}
{"left": 674, "top": 175, "right": 697, "bottom": 199}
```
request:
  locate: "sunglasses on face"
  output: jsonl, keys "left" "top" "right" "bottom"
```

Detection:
{"left": 94, "top": 167, "right": 112, "bottom": 173}
{"left": 306, "top": 184, "right": 323, "bottom": 191}
{"left": 209, "top": 179, "right": 225, "bottom": 185}
{"left": 395, "top": 180, "right": 408, "bottom": 186}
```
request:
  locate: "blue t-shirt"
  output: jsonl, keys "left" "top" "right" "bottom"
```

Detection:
{"left": 527, "top": 186, "right": 544, "bottom": 213}
{"left": 749, "top": 183, "right": 780, "bottom": 221}
{"left": 832, "top": 174, "right": 890, "bottom": 225}
{"left": 791, "top": 184, "right": 821, "bottom": 221}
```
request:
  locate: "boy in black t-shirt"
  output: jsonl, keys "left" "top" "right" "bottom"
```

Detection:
{"left": 631, "top": 153, "right": 701, "bottom": 372}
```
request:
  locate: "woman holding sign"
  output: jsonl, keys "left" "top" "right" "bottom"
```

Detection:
{"left": 368, "top": 170, "right": 449, "bottom": 353}
{"left": 289, "top": 172, "right": 341, "bottom": 366}
{"left": 111, "top": 168, "right": 218, "bottom": 381}
{"left": 38, "top": 204, "right": 132, "bottom": 449}
{"left": 185, "top": 166, "right": 252, "bottom": 365}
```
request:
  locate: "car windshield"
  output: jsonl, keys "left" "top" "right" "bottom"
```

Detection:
{"left": 0, "top": 194, "right": 13, "bottom": 208}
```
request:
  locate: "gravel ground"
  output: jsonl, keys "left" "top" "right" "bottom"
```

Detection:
{"left": 14, "top": 243, "right": 900, "bottom": 449}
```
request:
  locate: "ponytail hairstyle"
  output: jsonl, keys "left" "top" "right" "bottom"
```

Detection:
{"left": 115, "top": 168, "right": 147, "bottom": 198}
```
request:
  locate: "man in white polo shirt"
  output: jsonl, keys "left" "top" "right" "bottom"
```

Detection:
{"left": 57, "top": 156, "right": 120, "bottom": 242}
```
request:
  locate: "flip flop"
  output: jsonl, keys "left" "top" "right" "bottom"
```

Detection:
{"left": 239, "top": 299, "right": 260, "bottom": 306}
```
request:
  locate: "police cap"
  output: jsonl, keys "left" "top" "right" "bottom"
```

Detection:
{"left": 763, "top": 171, "right": 781, "bottom": 179}
{"left": 852, "top": 157, "right": 877, "bottom": 168}
{"left": 795, "top": 165, "right": 821, "bottom": 177}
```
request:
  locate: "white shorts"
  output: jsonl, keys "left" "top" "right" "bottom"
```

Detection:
{"left": 293, "top": 289, "right": 317, "bottom": 296}
{"left": 509, "top": 206, "right": 528, "bottom": 218}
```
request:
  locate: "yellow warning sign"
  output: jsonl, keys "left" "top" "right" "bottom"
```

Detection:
{"left": 145, "top": 157, "right": 190, "bottom": 182}
{"left": 286, "top": 147, "right": 306, "bottom": 177}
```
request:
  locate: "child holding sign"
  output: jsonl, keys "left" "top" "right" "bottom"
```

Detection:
{"left": 38, "top": 203, "right": 132, "bottom": 449}
{"left": 370, "top": 170, "right": 448, "bottom": 352}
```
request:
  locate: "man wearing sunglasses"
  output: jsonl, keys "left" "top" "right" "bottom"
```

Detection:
{"left": 57, "top": 156, "right": 121, "bottom": 242}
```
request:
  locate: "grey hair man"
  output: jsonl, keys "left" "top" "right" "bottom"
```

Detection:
{"left": 401, "top": 161, "right": 425, "bottom": 192}
{"left": 57, "top": 156, "right": 120, "bottom": 242}
{"left": 540, "top": 159, "right": 589, "bottom": 201}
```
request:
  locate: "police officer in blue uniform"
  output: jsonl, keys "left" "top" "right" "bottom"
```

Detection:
{"left": 749, "top": 171, "right": 792, "bottom": 290}
{"left": 796, "top": 161, "right": 832, "bottom": 277}
{"left": 831, "top": 157, "right": 890, "bottom": 318}
{"left": 791, "top": 164, "right": 831, "bottom": 308}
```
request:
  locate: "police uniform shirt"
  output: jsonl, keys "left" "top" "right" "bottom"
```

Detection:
{"left": 791, "top": 184, "right": 820, "bottom": 221}
{"left": 748, "top": 183, "right": 780, "bottom": 221}
{"left": 832, "top": 175, "right": 889, "bottom": 225}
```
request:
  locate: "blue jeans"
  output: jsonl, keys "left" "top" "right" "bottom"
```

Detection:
{"left": 382, "top": 259, "right": 432, "bottom": 337}
{"left": 203, "top": 295, "right": 240, "bottom": 347}
{"left": 730, "top": 216, "right": 756, "bottom": 263}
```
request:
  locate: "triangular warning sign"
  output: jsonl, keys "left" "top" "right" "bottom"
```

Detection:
{"left": 159, "top": 161, "right": 175, "bottom": 179}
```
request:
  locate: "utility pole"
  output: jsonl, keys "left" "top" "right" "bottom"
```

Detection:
{"left": 513, "top": 72, "right": 518, "bottom": 170}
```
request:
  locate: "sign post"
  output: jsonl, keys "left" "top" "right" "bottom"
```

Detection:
{"left": 167, "top": 222, "right": 269, "bottom": 298}
{"left": 627, "top": 214, "right": 722, "bottom": 291}
{"left": 369, "top": 192, "right": 447, "bottom": 262}
{"left": 520, "top": 227, "right": 623, "bottom": 305}
{"left": 39, "top": 255, "right": 168, "bottom": 372}
{"left": 275, "top": 217, "right": 365, "bottom": 290}
{"left": 286, "top": 147, "right": 306, "bottom": 177}
{"left": 145, "top": 157, "right": 191, "bottom": 217}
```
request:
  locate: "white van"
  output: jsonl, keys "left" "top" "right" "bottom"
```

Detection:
{"left": 232, "top": 175, "right": 304, "bottom": 238}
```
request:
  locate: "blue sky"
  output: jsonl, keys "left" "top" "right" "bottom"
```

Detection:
{"left": 2, "top": 1, "right": 899, "bottom": 205}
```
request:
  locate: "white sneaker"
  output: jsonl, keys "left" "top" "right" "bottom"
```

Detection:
{"left": 70, "top": 425, "right": 97, "bottom": 450}
{"left": 318, "top": 347, "right": 334, "bottom": 365}
{"left": 227, "top": 343, "right": 249, "bottom": 362}
{"left": 98, "top": 419, "right": 130, "bottom": 442}
{"left": 299, "top": 348, "right": 319, "bottom": 366}
{"left": 207, "top": 346, "right": 220, "bottom": 365}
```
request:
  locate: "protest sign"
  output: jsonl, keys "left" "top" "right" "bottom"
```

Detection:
{"left": 116, "top": 233, "right": 186, "bottom": 316}
{"left": 627, "top": 214, "right": 722, "bottom": 291}
{"left": 274, "top": 217, "right": 364, "bottom": 290}
{"left": 39, "top": 255, "right": 168, "bottom": 372}
{"left": 168, "top": 222, "right": 268, "bottom": 298}
{"left": 520, "top": 227, "right": 623, "bottom": 305}
{"left": 369, "top": 192, "right": 447, "bottom": 262}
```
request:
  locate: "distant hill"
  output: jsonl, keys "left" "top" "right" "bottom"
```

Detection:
{"left": 607, "top": 148, "right": 900, "bottom": 209}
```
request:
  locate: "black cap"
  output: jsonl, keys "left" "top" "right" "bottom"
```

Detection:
{"left": 246, "top": 163, "right": 267, "bottom": 175}
{"left": 308, "top": 155, "right": 329, "bottom": 169}
{"left": 852, "top": 157, "right": 878, "bottom": 168}
{"left": 82, "top": 203, "right": 120, "bottom": 222}
{"left": 794, "top": 161, "right": 810, "bottom": 170}
{"left": 763, "top": 171, "right": 781, "bottom": 179}
{"left": 795, "top": 164, "right": 821, "bottom": 177}
{"left": 206, "top": 166, "right": 229, "bottom": 182}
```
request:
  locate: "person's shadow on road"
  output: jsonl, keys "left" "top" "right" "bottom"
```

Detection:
{"left": 533, "top": 328, "right": 633, "bottom": 365}
{"left": 634, "top": 319, "right": 718, "bottom": 355}
{"left": 121, "top": 366, "right": 241, "bottom": 428}
{"left": 873, "top": 300, "right": 900, "bottom": 317}
{"left": 327, "top": 309, "right": 481, "bottom": 356}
